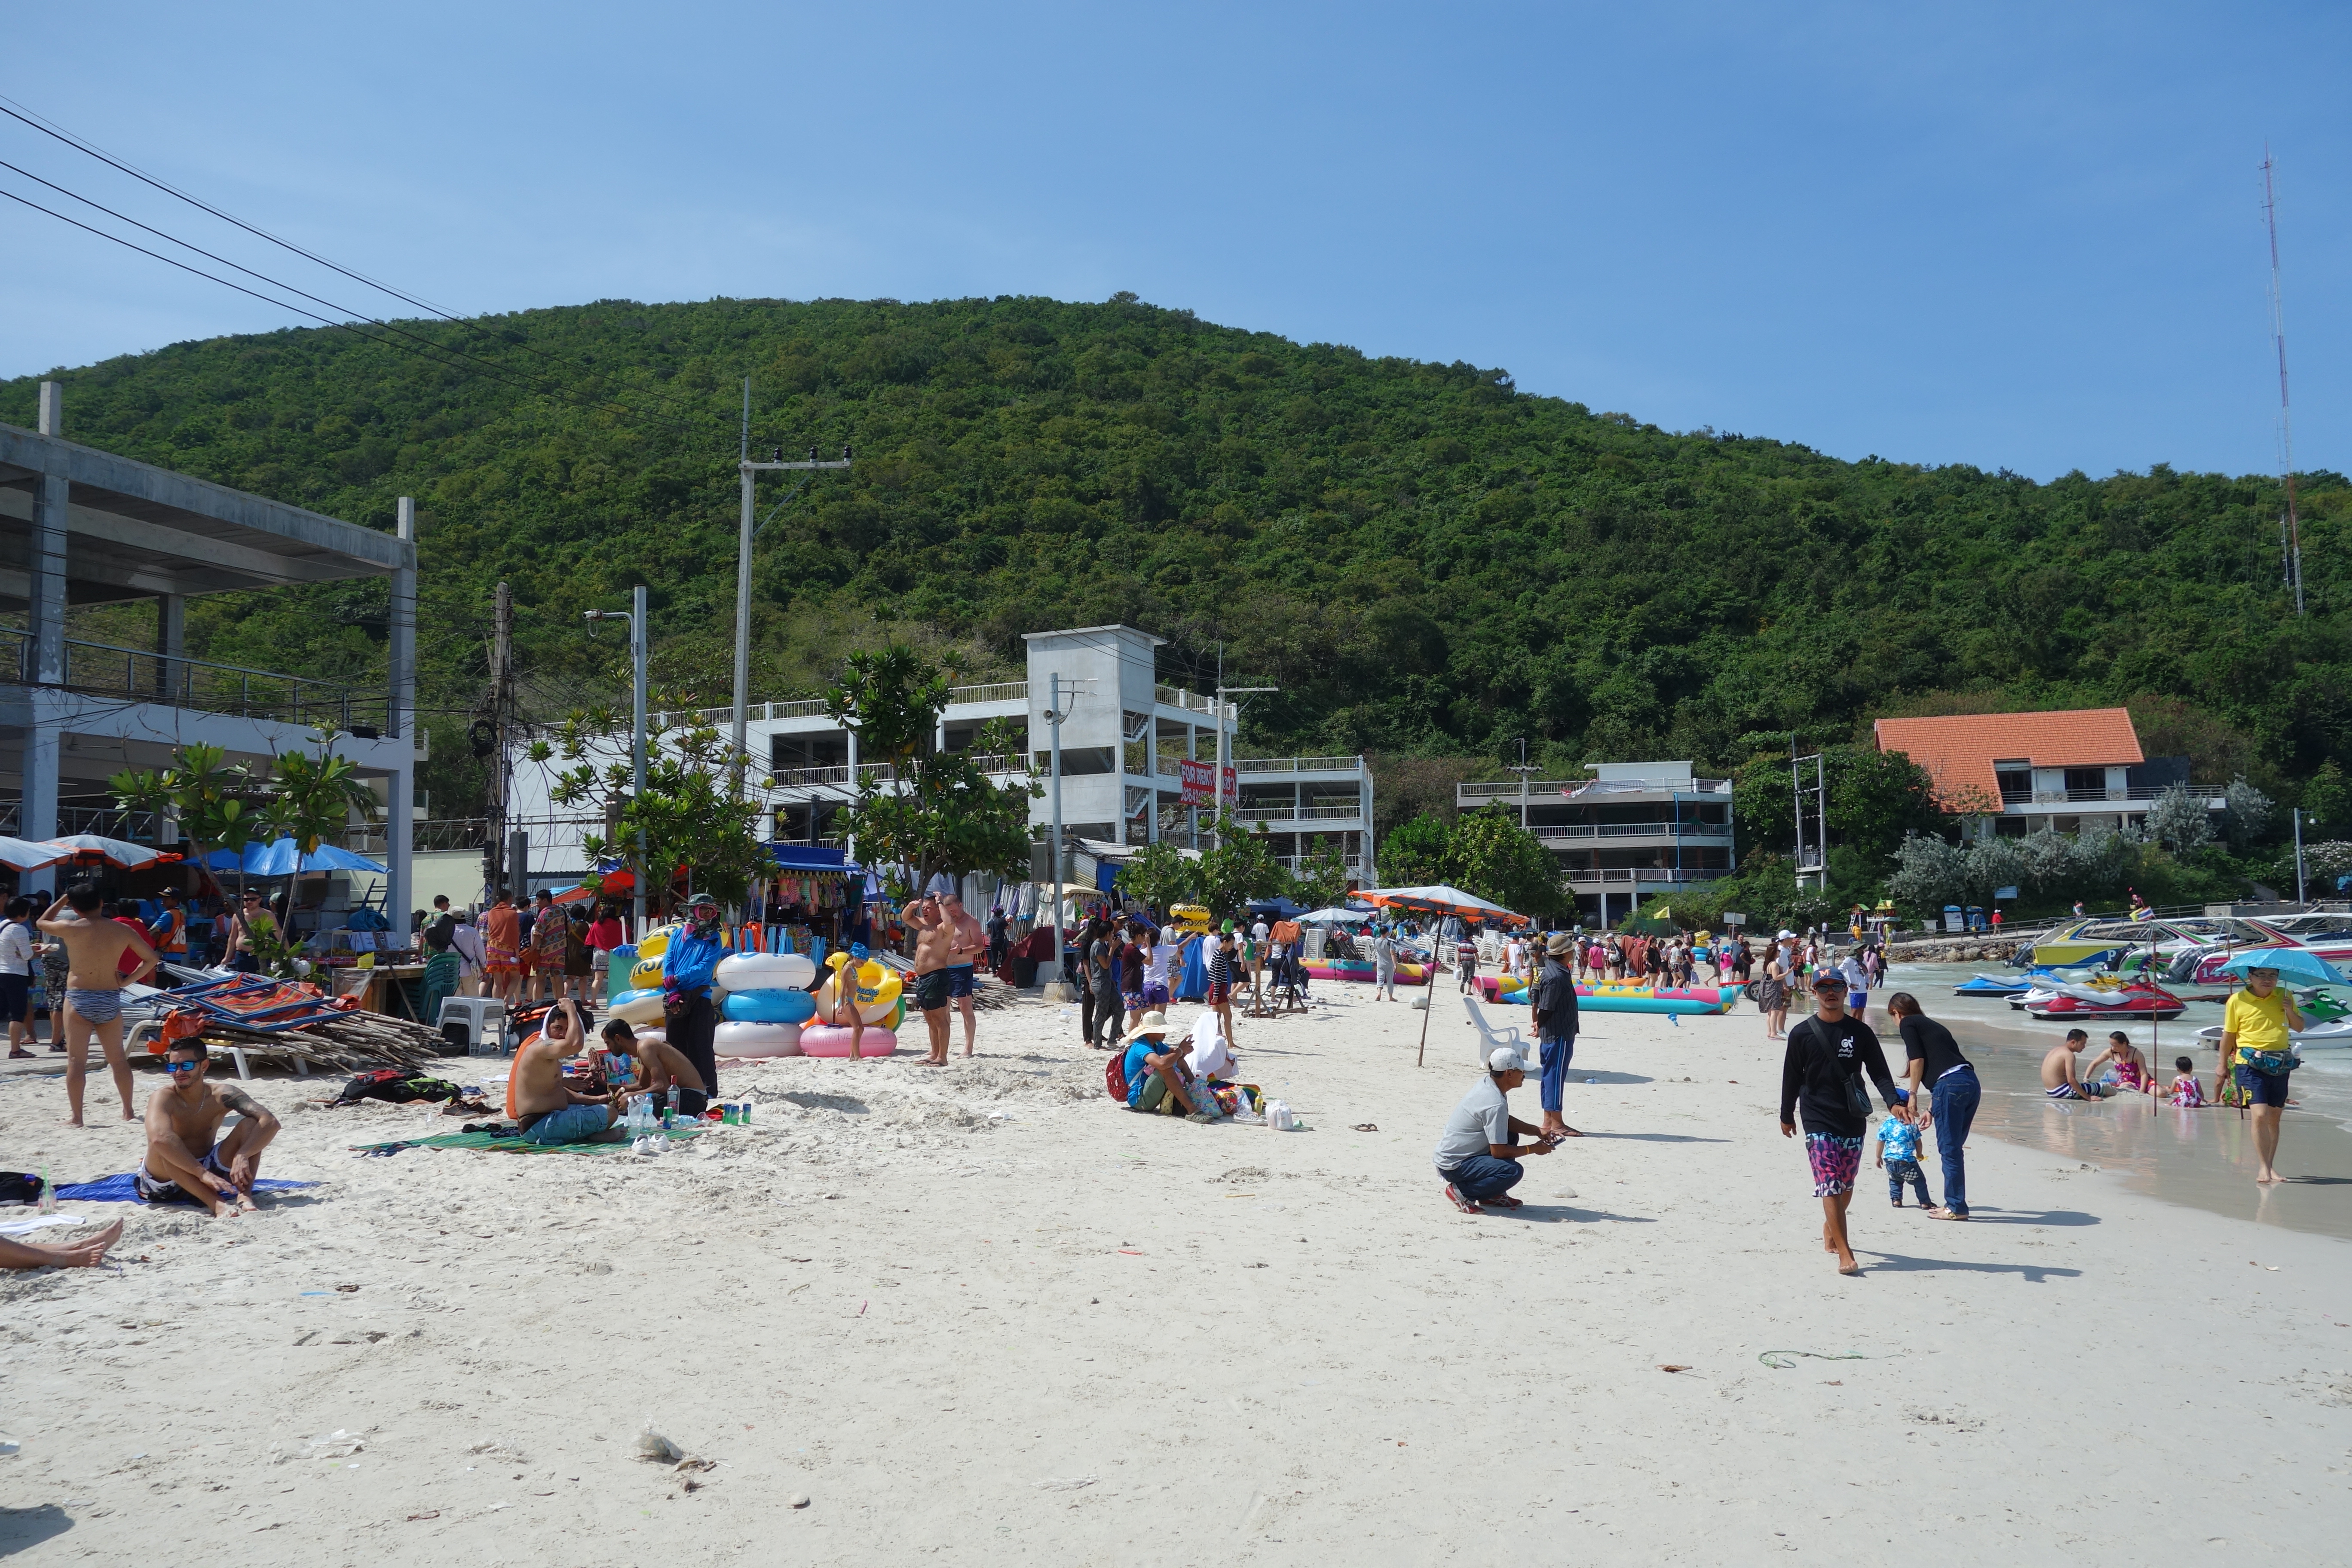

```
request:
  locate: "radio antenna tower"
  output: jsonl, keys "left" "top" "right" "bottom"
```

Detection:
{"left": 2262, "top": 147, "right": 2306, "bottom": 616}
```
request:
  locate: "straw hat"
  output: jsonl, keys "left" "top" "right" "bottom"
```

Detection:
{"left": 1119, "top": 1011, "right": 1172, "bottom": 1044}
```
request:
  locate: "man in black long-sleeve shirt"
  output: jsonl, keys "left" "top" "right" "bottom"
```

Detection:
{"left": 1779, "top": 971, "right": 1907, "bottom": 1276}
{"left": 1531, "top": 932, "right": 1582, "bottom": 1139}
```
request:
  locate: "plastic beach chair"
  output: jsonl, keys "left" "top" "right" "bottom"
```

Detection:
{"left": 1461, "top": 993, "right": 1534, "bottom": 1070}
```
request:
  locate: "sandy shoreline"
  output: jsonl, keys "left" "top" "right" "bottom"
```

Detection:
{"left": 1, "top": 984, "right": 2347, "bottom": 1564}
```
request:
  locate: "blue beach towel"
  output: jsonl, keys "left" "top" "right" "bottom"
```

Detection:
{"left": 53, "top": 1173, "right": 318, "bottom": 1204}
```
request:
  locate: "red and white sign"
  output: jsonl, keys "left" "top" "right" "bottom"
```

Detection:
{"left": 1177, "top": 760, "right": 1235, "bottom": 807}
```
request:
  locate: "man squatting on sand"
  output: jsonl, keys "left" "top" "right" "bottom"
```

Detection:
{"left": 138, "top": 1034, "right": 281, "bottom": 1216}
{"left": 38, "top": 882, "right": 161, "bottom": 1127}
{"left": 597, "top": 1017, "right": 708, "bottom": 1115}
{"left": 1434, "top": 1046, "right": 1559, "bottom": 1213}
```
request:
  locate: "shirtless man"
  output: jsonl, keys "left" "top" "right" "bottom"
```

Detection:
{"left": 2040, "top": 1028, "right": 2107, "bottom": 1100}
{"left": 906, "top": 893, "right": 958, "bottom": 1066}
{"left": 511, "top": 999, "right": 622, "bottom": 1145}
{"left": 942, "top": 893, "right": 988, "bottom": 1057}
{"left": 138, "top": 1036, "right": 280, "bottom": 1216}
{"left": 38, "top": 883, "right": 159, "bottom": 1126}
{"left": 2082, "top": 1030, "right": 2156, "bottom": 1095}
{"left": 598, "top": 1019, "right": 709, "bottom": 1115}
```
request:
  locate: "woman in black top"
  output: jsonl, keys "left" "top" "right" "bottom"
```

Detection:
{"left": 1886, "top": 992, "right": 1979, "bottom": 1220}
{"left": 1779, "top": 971, "right": 1907, "bottom": 1275}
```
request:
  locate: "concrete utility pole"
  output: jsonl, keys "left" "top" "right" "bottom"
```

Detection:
{"left": 1212, "top": 683, "right": 1277, "bottom": 848}
{"left": 586, "top": 585, "right": 650, "bottom": 930}
{"left": 734, "top": 377, "right": 849, "bottom": 784}
{"left": 1045, "top": 671, "right": 1069, "bottom": 1000}
{"left": 490, "top": 582, "right": 516, "bottom": 900}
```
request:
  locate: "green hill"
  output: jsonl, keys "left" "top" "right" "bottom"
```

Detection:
{"left": 6, "top": 294, "right": 2346, "bottom": 833}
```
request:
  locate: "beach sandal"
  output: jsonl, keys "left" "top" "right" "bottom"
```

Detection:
{"left": 7, "top": 1049, "right": 31, "bottom": 1059}
{"left": 1443, "top": 1184, "right": 1481, "bottom": 1215}
{"left": 1926, "top": 1207, "right": 1970, "bottom": 1220}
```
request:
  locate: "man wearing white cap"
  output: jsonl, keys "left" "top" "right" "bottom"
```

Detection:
{"left": 1433, "top": 1046, "right": 1557, "bottom": 1213}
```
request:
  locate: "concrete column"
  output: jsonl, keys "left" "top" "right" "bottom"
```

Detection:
{"left": 28, "top": 385, "right": 68, "bottom": 687}
{"left": 390, "top": 499, "right": 417, "bottom": 739}
{"left": 22, "top": 688, "right": 61, "bottom": 849}
{"left": 381, "top": 499, "right": 418, "bottom": 940}
{"left": 1145, "top": 721, "right": 1158, "bottom": 843}
{"left": 156, "top": 593, "right": 185, "bottom": 698}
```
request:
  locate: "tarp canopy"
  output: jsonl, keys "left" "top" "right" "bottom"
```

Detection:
{"left": 196, "top": 839, "right": 387, "bottom": 877}
{"left": 1359, "top": 884, "right": 1528, "bottom": 927}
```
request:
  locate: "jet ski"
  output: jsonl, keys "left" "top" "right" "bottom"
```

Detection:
{"left": 2194, "top": 1019, "right": 2352, "bottom": 1051}
{"left": 1956, "top": 974, "right": 2034, "bottom": 997}
{"left": 2025, "top": 981, "right": 2185, "bottom": 1022}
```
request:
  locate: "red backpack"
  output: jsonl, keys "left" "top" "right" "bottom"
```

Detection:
{"left": 1104, "top": 1052, "right": 1129, "bottom": 1103}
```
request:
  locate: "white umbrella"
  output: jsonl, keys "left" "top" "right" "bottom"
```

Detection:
{"left": 40, "top": 834, "right": 163, "bottom": 869}
{"left": 1298, "top": 906, "right": 1373, "bottom": 925}
{"left": 0, "top": 837, "right": 67, "bottom": 873}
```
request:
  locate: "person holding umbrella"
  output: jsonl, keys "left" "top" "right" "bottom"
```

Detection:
{"left": 2218, "top": 952, "right": 2314, "bottom": 1185}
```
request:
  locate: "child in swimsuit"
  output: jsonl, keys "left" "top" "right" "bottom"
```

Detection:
{"left": 2167, "top": 1056, "right": 2205, "bottom": 1108}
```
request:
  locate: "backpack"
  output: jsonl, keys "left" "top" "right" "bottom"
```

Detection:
{"left": 334, "top": 1069, "right": 461, "bottom": 1106}
{"left": 1104, "top": 1052, "right": 1129, "bottom": 1104}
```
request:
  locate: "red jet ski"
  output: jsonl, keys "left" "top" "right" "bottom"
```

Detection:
{"left": 2025, "top": 982, "right": 2185, "bottom": 1022}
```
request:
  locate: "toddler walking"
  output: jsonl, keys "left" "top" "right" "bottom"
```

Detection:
{"left": 1876, "top": 1102, "right": 1933, "bottom": 1208}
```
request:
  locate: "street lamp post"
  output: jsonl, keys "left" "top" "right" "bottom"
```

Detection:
{"left": 585, "top": 585, "right": 649, "bottom": 931}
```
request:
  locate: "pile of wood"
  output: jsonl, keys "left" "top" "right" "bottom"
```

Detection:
{"left": 194, "top": 1010, "right": 449, "bottom": 1075}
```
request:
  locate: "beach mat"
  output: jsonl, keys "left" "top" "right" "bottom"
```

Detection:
{"left": 54, "top": 1173, "right": 318, "bottom": 1204}
{"left": 345, "top": 1125, "right": 706, "bottom": 1157}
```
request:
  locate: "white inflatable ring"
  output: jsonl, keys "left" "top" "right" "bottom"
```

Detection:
{"left": 609, "top": 988, "right": 666, "bottom": 1026}
{"left": 714, "top": 1021, "right": 802, "bottom": 1058}
{"left": 717, "top": 951, "right": 817, "bottom": 991}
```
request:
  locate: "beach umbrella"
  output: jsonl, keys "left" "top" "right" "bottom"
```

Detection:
{"left": 41, "top": 834, "right": 162, "bottom": 869}
{"left": 194, "top": 839, "right": 386, "bottom": 877}
{"left": 1297, "top": 906, "right": 1373, "bottom": 925}
{"left": 1360, "top": 884, "right": 1529, "bottom": 927}
{"left": 0, "top": 836, "right": 67, "bottom": 873}
{"left": 2217, "top": 946, "right": 2348, "bottom": 989}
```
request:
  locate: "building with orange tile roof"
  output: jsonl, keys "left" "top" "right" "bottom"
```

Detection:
{"left": 1872, "top": 709, "right": 2220, "bottom": 838}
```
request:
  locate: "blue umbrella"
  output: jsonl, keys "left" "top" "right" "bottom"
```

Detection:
{"left": 195, "top": 839, "right": 386, "bottom": 876}
{"left": 2218, "top": 947, "right": 2347, "bottom": 989}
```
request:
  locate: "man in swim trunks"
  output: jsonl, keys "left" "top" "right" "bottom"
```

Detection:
{"left": 942, "top": 892, "right": 987, "bottom": 1057}
{"left": 2082, "top": 1030, "right": 2155, "bottom": 1095}
{"left": 38, "top": 882, "right": 160, "bottom": 1127}
{"left": 511, "top": 1001, "right": 624, "bottom": 1145}
{"left": 906, "top": 892, "right": 957, "bottom": 1066}
{"left": 481, "top": 889, "right": 523, "bottom": 1004}
{"left": 138, "top": 1036, "right": 279, "bottom": 1215}
{"left": 598, "top": 1018, "right": 709, "bottom": 1115}
{"left": 2041, "top": 1029, "right": 2105, "bottom": 1099}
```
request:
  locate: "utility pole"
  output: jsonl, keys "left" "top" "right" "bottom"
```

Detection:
{"left": 1213, "top": 680, "right": 1277, "bottom": 848}
{"left": 735, "top": 377, "right": 850, "bottom": 784}
{"left": 2294, "top": 807, "right": 2307, "bottom": 904}
{"left": 489, "top": 581, "right": 515, "bottom": 901}
{"left": 1044, "top": 672, "right": 1070, "bottom": 1000}
{"left": 586, "top": 585, "right": 650, "bottom": 931}
{"left": 1509, "top": 738, "right": 1540, "bottom": 833}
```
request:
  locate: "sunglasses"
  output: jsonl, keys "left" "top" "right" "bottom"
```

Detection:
{"left": 165, "top": 1058, "right": 205, "bottom": 1074}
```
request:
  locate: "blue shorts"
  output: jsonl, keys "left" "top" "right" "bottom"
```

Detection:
{"left": 66, "top": 988, "right": 125, "bottom": 1024}
{"left": 1848, "top": 991, "right": 1868, "bottom": 1011}
{"left": 2235, "top": 1065, "right": 2292, "bottom": 1108}
{"left": 1142, "top": 981, "right": 1170, "bottom": 1008}
{"left": 519, "top": 1103, "right": 613, "bottom": 1145}
{"left": 946, "top": 965, "right": 977, "bottom": 999}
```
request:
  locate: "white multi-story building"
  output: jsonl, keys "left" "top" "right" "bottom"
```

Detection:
{"left": 1458, "top": 760, "right": 1734, "bottom": 926}
{"left": 505, "top": 623, "right": 1375, "bottom": 889}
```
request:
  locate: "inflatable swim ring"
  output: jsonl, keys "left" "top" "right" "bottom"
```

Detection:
{"left": 799, "top": 1024, "right": 897, "bottom": 1058}
{"left": 714, "top": 1020, "right": 802, "bottom": 1057}
{"left": 722, "top": 987, "right": 817, "bottom": 1024}
{"left": 628, "top": 954, "right": 665, "bottom": 990}
{"left": 1168, "top": 903, "right": 1214, "bottom": 935}
{"left": 635, "top": 923, "right": 677, "bottom": 961}
{"left": 814, "top": 961, "right": 903, "bottom": 1023}
{"left": 717, "top": 951, "right": 817, "bottom": 992}
{"left": 609, "top": 987, "right": 666, "bottom": 1026}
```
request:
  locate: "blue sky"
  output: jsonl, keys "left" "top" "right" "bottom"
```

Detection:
{"left": 5, "top": 1, "right": 2346, "bottom": 480}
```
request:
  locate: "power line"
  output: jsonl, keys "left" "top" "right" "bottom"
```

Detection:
{"left": 0, "top": 93, "right": 729, "bottom": 430}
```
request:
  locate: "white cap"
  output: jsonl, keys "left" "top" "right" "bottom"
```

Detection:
{"left": 1487, "top": 1046, "right": 1540, "bottom": 1076}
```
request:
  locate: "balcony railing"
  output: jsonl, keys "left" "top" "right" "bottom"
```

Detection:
{"left": 2006, "top": 786, "right": 2225, "bottom": 808}
{"left": 1563, "top": 868, "right": 1723, "bottom": 887}
{"left": 1232, "top": 803, "right": 1365, "bottom": 823}
{"left": 1461, "top": 777, "right": 1733, "bottom": 799}
{"left": 3, "top": 627, "right": 384, "bottom": 731}
{"left": 1234, "top": 755, "right": 1362, "bottom": 775}
{"left": 1531, "top": 822, "right": 1733, "bottom": 842}
{"left": 1153, "top": 684, "right": 1230, "bottom": 718}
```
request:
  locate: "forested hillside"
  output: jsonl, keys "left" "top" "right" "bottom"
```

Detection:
{"left": 5, "top": 294, "right": 2346, "bottom": 830}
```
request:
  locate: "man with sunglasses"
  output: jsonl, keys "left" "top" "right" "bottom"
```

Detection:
{"left": 224, "top": 890, "right": 276, "bottom": 975}
{"left": 138, "top": 1037, "right": 279, "bottom": 1215}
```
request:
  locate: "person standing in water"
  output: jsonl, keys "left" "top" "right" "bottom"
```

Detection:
{"left": 1779, "top": 971, "right": 1905, "bottom": 1275}
{"left": 2220, "top": 963, "right": 2305, "bottom": 1184}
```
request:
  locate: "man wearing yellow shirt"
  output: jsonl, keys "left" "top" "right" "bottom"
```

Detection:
{"left": 2219, "top": 966, "right": 2304, "bottom": 1185}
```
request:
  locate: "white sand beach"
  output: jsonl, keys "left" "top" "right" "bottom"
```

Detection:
{"left": 1, "top": 986, "right": 2347, "bottom": 1564}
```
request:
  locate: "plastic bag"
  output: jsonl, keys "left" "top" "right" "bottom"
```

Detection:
{"left": 1266, "top": 1099, "right": 1295, "bottom": 1131}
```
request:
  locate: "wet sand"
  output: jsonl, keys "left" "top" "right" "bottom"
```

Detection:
{"left": 1883, "top": 961, "right": 2352, "bottom": 1241}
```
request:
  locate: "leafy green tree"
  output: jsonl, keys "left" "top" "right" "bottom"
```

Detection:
{"left": 1443, "top": 806, "right": 1567, "bottom": 919}
{"left": 552, "top": 711, "right": 773, "bottom": 913}
{"left": 2298, "top": 762, "right": 2347, "bottom": 833}
{"left": 110, "top": 742, "right": 266, "bottom": 912}
{"left": 1735, "top": 745, "right": 1955, "bottom": 865}
{"left": 2143, "top": 784, "right": 2214, "bottom": 853}
{"left": 1378, "top": 813, "right": 1453, "bottom": 886}
{"left": 823, "top": 645, "right": 1041, "bottom": 900}
{"left": 1289, "top": 839, "right": 1351, "bottom": 911}
{"left": 1115, "top": 841, "right": 1200, "bottom": 914}
{"left": 1193, "top": 815, "right": 1290, "bottom": 919}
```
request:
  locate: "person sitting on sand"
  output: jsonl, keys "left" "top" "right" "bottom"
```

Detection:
{"left": 2082, "top": 1030, "right": 2155, "bottom": 1094}
{"left": 511, "top": 999, "right": 622, "bottom": 1145}
{"left": 2167, "top": 1055, "right": 2206, "bottom": 1108}
{"left": 38, "top": 882, "right": 160, "bottom": 1127}
{"left": 1119, "top": 1011, "right": 1212, "bottom": 1120}
{"left": 598, "top": 1018, "right": 709, "bottom": 1116}
{"left": 137, "top": 1037, "right": 279, "bottom": 1216}
{"left": 2042, "top": 1029, "right": 2106, "bottom": 1100}
{"left": 0, "top": 1218, "right": 124, "bottom": 1270}
{"left": 1434, "top": 1045, "right": 1557, "bottom": 1213}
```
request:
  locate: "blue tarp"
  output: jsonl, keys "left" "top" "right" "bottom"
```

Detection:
{"left": 197, "top": 839, "right": 386, "bottom": 876}
{"left": 767, "top": 844, "right": 851, "bottom": 871}
{"left": 54, "top": 1173, "right": 317, "bottom": 1204}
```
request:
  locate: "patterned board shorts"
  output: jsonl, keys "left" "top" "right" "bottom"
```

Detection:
{"left": 1805, "top": 1133, "right": 1865, "bottom": 1197}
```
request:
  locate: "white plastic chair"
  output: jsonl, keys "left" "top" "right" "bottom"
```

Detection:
{"left": 1461, "top": 993, "right": 1534, "bottom": 1069}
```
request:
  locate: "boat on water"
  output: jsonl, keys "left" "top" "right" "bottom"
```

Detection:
{"left": 2194, "top": 1020, "right": 2352, "bottom": 1051}
{"left": 2024, "top": 981, "right": 2186, "bottom": 1022}
{"left": 1956, "top": 974, "right": 2032, "bottom": 997}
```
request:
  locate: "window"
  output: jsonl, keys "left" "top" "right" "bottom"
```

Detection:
{"left": 1994, "top": 760, "right": 2031, "bottom": 801}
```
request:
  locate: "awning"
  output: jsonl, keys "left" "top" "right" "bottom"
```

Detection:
{"left": 767, "top": 844, "right": 853, "bottom": 872}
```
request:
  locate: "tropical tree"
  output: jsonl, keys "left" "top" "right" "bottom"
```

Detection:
{"left": 2142, "top": 785, "right": 2214, "bottom": 854}
{"left": 1115, "top": 841, "right": 1200, "bottom": 915}
{"left": 1378, "top": 813, "right": 1452, "bottom": 886}
{"left": 824, "top": 645, "right": 1041, "bottom": 900}
{"left": 1192, "top": 814, "right": 1290, "bottom": 919}
{"left": 1444, "top": 806, "right": 1568, "bottom": 919}
{"left": 1289, "top": 838, "right": 1351, "bottom": 911}
{"left": 112, "top": 742, "right": 265, "bottom": 912}
{"left": 551, "top": 709, "right": 773, "bottom": 914}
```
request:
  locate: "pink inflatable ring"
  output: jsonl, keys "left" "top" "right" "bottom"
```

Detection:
{"left": 798, "top": 1024, "right": 898, "bottom": 1059}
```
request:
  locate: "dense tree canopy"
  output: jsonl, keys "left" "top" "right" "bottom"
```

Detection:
{"left": 6, "top": 294, "right": 2344, "bottom": 839}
